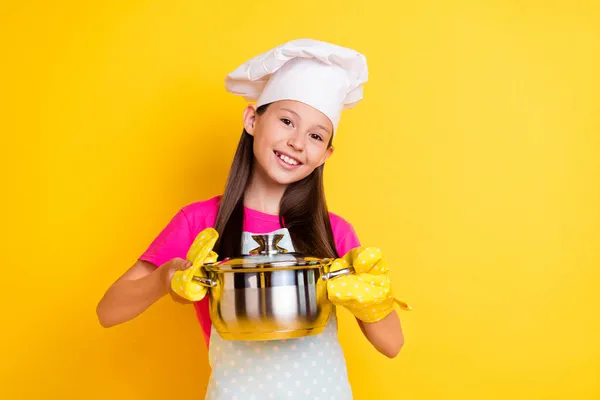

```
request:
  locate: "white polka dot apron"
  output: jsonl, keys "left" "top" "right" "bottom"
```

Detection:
{"left": 204, "top": 229, "right": 353, "bottom": 400}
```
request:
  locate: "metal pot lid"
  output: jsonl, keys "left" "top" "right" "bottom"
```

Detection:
{"left": 203, "top": 234, "right": 332, "bottom": 271}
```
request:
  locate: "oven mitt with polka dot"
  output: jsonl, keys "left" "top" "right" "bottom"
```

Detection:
{"left": 327, "top": 247, "right": 412, "bottom": 323}
{"left": 170, "top": 228, "right": 219, "bottom": 302}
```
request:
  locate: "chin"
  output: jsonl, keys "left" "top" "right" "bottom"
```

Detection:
{"left": 268, "top": 173, "right": 301, "bottom": 186}
{"left": 268, "top": 169, "right": 311, "bottom": 186}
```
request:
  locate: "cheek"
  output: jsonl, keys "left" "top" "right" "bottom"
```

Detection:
{"left": 256, "top": 122, "right": 283, "bottom": 141}
{"left": 305, "top": 143, "right": 329, "bottom": 164}
{"left": 254, "top": 140, "right": 272, "bottom": 165}
{"left": 253, "top": 132, "right": 273, "bottom": 153}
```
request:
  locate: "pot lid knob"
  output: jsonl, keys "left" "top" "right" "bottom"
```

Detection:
{"left": 250, "top": 234, "right": 288, "bottom": 255}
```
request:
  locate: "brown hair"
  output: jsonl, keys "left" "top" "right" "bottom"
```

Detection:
{"left": 213, "top": 104, "right": 338, "bottom": 259}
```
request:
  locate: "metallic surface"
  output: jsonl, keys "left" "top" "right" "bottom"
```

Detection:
{"left": 192, "top": 233, "right": 353, "bottom": 340}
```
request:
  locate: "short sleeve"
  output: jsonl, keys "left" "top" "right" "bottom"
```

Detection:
{"left": 139, "top": 208, "right": 194, "bottom": 267}
{"left": 331, "top": 215, "right": 361, "bottom": 257}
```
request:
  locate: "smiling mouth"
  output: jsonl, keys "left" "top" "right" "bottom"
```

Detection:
{"left": 274, "top": 150, "right": 302, "bottom": 166}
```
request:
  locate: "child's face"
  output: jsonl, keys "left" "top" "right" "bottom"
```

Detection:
{"left": 244, "top": 100, "right": 334, "bottom": 186}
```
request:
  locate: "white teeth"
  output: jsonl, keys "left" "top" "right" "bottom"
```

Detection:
{"left": 276, "top": 152, "right": 298, "bottom": 166}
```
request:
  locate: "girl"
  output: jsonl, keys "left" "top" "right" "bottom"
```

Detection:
{"left": 97, "top": 38, "right": 405, "bottom": 399}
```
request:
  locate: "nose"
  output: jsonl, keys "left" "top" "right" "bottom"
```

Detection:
{"left": 287, "top": 132, "right": 305, "bottom": 152}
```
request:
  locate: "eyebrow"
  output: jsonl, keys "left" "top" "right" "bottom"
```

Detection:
{"left": 280, "top": 107, "right": 331, "bottom": 135}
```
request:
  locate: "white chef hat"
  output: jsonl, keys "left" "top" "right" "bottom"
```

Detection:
{"left": 224, "top": 38, "right": 368, "bottom": 135}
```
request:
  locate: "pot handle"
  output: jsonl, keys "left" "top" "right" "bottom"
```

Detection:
{"left": 191, "top": 276, "right": 217, "bottom": 288}
{"left": 322, "top": 266, "right": 355, "bottom": 281}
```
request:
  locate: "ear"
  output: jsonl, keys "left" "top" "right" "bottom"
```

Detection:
{"left": 317, "top": 145, "right": 335, "bottom": 167}
{"left": 243, "top": 104, "right": 258, "bottom": 136}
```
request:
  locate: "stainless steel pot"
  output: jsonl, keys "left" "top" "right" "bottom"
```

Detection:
{"left": 192, "top": 233, "right": 353, "bottom": 341}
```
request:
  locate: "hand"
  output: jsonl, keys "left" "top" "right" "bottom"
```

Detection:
{"left": 169, "top": 228, "right": 219, "bottom": 302}
{"left": 157, "top": 258, "right": 194, "bottom": 303}
{"left": 327, "top": 247, "right": 411, "bottom": 322}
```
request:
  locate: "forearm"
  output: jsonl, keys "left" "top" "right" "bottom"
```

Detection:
{"left": 96, "top": 269, "right": 167, "bottom": 328}
{"left": 357, "top": 310, "right": 404, "bottom": 358}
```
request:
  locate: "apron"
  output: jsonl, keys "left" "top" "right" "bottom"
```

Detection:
{"left": 204, "top": 229, "right": 353, "bottom": 400}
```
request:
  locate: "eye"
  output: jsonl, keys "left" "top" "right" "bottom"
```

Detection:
{"left": 310, "top": 133, "right": 324, "bottom": 141}
{"left": 280, "top": 118, "right": 293, "bottom": 126}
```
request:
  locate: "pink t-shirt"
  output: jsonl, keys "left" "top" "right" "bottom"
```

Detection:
{"left": 139, "top": 195, "right": 360, "bottom": 345}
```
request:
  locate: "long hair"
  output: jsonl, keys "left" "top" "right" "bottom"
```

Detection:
{"left": 213, "top": 104, "right": 338, "bottom": 259}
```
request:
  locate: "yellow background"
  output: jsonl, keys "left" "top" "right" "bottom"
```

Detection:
{"left": 1, "top": 1, "right": 599, "bottom": 399}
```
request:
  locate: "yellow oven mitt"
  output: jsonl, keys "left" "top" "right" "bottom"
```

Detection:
{"left": 327, "top": 247, "right": 412, "bottom": 323}
{"left": 170, "top": 228, "right": 219, "bottom": 301}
